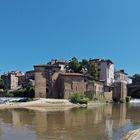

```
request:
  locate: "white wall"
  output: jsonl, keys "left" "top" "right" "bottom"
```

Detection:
{"left": 59, "top": 64, "right": 65, "bottom": 71}
{"left": 99, "top": 62, "right": 114, "bottom": 86}
{"left": 10, "top": 74, "right": 18, "bottom": 90}
{"left": 127, "top": 78, "right": 132, "bottom": 84}
{"left": 114, "top": 72, "right": 128, "bottom": 84}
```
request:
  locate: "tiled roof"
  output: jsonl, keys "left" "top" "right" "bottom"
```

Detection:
{"left": 34, "top": 64, "right": 60, "bottom": 68}
{"left": 60, "top": 73, "right": 84, "bottom": 76}
{"left": 90, "top": 59, "right": 113, "bottom": 64}
{"left": 115, "top": 71, "right": 128, "bottom": 75}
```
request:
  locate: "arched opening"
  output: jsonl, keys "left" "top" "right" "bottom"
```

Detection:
{"left": 46, "top": 88, "right": 49, "bottom": 98}
{"left": 131, "top": 89, "right": 140, "bottom": 98}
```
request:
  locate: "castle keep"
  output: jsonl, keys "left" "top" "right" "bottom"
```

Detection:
{"left": 34, "top": 59, "right": 131, "bottom": 101}
{"left": 34, "top": 62, "right": 111, "bottom": 100}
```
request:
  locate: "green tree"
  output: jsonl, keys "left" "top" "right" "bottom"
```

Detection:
{"left": 79, "top": 59, "right": 89, "bottom": 74}
{"left": 66, "top": 57, "right": 99, "bottom": 81}
{"left": 67, "top": 57, "right": 81, "bottom": 73}
{"left": 0, "top": 78, "right": 4, "bottom": 89}
{"left": 132, "top": 74, "right": 140, "bottom": 84}
{"left": 87, "top": 62, "right": 99, "bottom": 80}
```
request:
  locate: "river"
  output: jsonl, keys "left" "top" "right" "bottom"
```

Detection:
{"left": 0, "top": 102, "right": 140, "bottom": 140}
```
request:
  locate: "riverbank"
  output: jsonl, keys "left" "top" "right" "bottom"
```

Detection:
{"left": 0, "top": 98, "right": 77, "bottom": 109}
{"left": 0, "top": 98, "right": 107, "bottom": 109}
{"left": 122, "top": 129, "right": 140, "bottom": 140}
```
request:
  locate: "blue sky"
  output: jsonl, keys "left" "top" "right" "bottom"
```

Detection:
{"left": 0, "top": 0, "right": 140, "bottom": 75}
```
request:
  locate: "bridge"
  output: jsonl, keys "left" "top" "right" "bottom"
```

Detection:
{"left": 127, "top": 84, "right": 140, "bottom": 98}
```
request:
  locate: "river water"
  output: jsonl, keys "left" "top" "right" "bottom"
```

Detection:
{"left": 0, "top": 103, "right": 140, "bottom": 140}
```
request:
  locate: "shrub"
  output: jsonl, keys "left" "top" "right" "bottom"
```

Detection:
{"left": 93, "top": 97, "right": 98, "bottom": 101}
{"left": 7, "top": 93, "right": 14, "bottom": 97}
{"left": 70, "top": 93, "right": 82, "bottom": 104}
{"left": 126, "top": 96, "right": 131, "bottom": 103}
{"left": 8, "top": 86, "right": 35, "bottom": 98}
{"left": 120, "top": 98, "right": 125, "bottom": 103}
{"left": 78, "top": 98, "right": 89, "bottom": 104}
{"left": 85, "top": 91, "right": 94, "bottom": 100}
{"left": 70, "top": 93, "right": 89, "bottom": 104}
{"left": 27, "top": 98, "right": 33, "bottom": 102}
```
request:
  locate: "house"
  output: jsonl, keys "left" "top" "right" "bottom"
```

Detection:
{"left": 1, "top": 71, "right": 24, "bottom": 90}
{"left": 86, "top": 81, "right": 104, "bottom": 98}
{"left": 16, "top": 70, "right": 36, "bottom": 88}
{"left": 34, "top": 63, "right": 88, "bottom": 99}
{"left": 22, "top": 70, "right": 35, "bottom": 87}
{"left": 127, "top": 76, "right": 132, "bottom": 84}
{"left": 113, "top": 70, "right": 128, "bottom": 101}
{"left": 86, "top": 81, "right": 112, "bottom": 101}
{"left": 34, "top": 62, "right": 113, "bottom": 101}
{"left": 48, "top": 59, "right": 66, "bottom": 71}
{"left": 90, "top": 59, "right": 114, "bottom": 86}
{"left": 34, "top": 63, "right": 89, "bottom": 99}
{"left": 25, "top": 70, "right": 35, "bottom": 80}
{"left": 55, "top": 73, "right": 87, "bottom": 99}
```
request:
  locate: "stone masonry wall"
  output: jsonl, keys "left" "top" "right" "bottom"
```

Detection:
{"left": 57, "top": 75, "right": 87, "bottom": 99}
{"left": 34, "top": 67, "right": 47, "bottom": 98}
{"left": 113, "top": 82, "right": 127, "bottom": 101}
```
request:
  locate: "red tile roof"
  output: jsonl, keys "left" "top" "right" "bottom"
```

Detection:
{"left": 34, "top": 64, "right": 60, "bottom": 68}
{"left": 60, "top": 73, "right": 84, "bottom": 76}
{"left": 90, "top": 59, "right": 113, "bottom": 64}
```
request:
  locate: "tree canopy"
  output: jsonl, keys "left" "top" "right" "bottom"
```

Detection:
{"left": 66, "top": 57, "right": 81, "bottom": 73}
{"left": 66, "top": 57, "right": 99, "bottom": 81}
{"left": 0, "top": 78, "right": 4, "bottom": 89}
{"left": 132, "top": 74, "right": 140, "bottom": 84}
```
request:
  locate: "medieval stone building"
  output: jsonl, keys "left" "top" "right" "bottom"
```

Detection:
{"left": 56, "top": 73, "right": 87, "bottom": 99}
{"left": 1, "top": 71, "right": 24, "bottom": 90}
{"left": 34, "top": 64, "right": 61, "bottom": 98}
{"left": 34, "top": 63, "right": 113, "bottom": 101}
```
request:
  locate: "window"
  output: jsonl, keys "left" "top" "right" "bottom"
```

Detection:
{"left": 71, "top": 83, "right": 73, "bottom": 90}
{"left": 76, "top": 86, "right": 77, "bottom": 91}
{"left": 108, "top": 72, "right": 109, "bottom": 78}
{"left": 46, "top": 88, "right": 49, "bottom": 93}
{"left": 94, "top": 86, "right": 96, "bottom": 92}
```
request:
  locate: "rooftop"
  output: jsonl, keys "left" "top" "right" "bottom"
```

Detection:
{"left": 115, "top": 70, "right": 128, "bottom": 75}
{"left": 60, "top": 73, "right": 84, "bottom": 77}
{"left": 34, "top": 64, "right": 61, "bottom": 68}
{"left": 90, "top": 58, "right": 113, "bottom": 64}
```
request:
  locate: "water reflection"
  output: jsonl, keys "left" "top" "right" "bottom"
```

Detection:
{"left": 0, "top": 104, "right": 140, "bottom": 140}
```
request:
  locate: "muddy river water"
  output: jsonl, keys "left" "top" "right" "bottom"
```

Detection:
{"left": 0, "top": 103, "right": 140, "bottom": 140}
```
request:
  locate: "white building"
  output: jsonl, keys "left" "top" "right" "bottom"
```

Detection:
{"left": 115, "top": 70, "right": 128, "bottom": 84}
{"left": 48, "top": 59, "right": 66, "bottom": 71}
{"left": 1, "top": 71, "right": 24, "bottom": 90}
{"left": 114, "top": 70, "right": 132, "bottom": 84}
{"left": 113, "top": 70, "right": 128, "bottom": 101}
{"left": 91, "top": 59, "right": 114, "bottom": 86}
{"left": 127, "top": 77, "right": 132, "bottom": 84}
{"left": 10, "top": 74, "right": 19, "bottom": 90}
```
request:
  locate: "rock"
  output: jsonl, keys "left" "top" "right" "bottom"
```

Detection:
{"left": 77, "top": 103, "right": 87, "bottom": 108}
{"left": 122, "top": 129, "right": 140, "bottom": 140}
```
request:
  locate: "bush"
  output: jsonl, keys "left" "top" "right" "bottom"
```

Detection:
{"left": 78, "top": 98, "right": 89, "bottom": 104}
{"left": 27, "top": 98, "right": 33, "bottom": 102}
{"left": 120, "top": 98, "right": 125, "bottom": 103}
{"left": 85, "top": 91, "right": 94, "bottom": 100}
{"left": 8, "top": 86, "right": 35, "bottom": 98}
{"left": 7, "top": 93, "right": 14, "bottom": 97}
{"left": 70, "top": 93, "right": 82, "bottom": 104}
{"left": 126, "top": 96, "right": 131, "bottom": 103}
{"left": 70, "top": 93, "right": 89, "bottom": 104}
{"left": 93, "top": 97, "right": 98, "bottom": 101}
